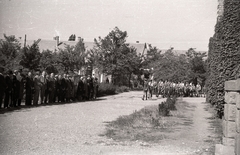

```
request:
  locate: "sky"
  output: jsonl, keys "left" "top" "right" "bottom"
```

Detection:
{"left": 0, "top": 0, "right": 218, "bottom": 51}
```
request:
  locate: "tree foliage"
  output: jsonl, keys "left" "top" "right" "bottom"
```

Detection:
{"left": 20, "top": 43, "right": 41, "bottom": 71}
{"left": 0, "top": 34, "right": 21, "bottom": 71}
{"left": 40, "top": 49, "right": 59, "bottom": 74}
{"left": 143, "top": 47, "right": 206, "bottom": 85}
{"left": 57, "top": 37, "right": 87, "bottom": 73}
{"left": 93, "top": 27, "right": 142, "bottom": 85}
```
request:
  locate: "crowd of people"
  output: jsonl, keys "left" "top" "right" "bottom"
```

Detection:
{"left": 143, "top": 79, "right": 204, "bottom": 100}
{"left": 0, "top": 68, "right": 99, "bottom": 109}
{"left": 141, "top": 68, "right": 205, "bottom": 100}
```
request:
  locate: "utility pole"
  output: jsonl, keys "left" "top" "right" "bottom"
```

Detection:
{"left": 24, "top": 34, "right": 26, "bottom": 48}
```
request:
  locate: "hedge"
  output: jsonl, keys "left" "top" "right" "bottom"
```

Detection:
{"left": 206, "top": 0, "right": 240, "bottom": 118}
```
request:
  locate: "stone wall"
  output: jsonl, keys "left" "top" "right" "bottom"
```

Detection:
{"left": 215, "top": 79, "right": 240, "bottom": 155}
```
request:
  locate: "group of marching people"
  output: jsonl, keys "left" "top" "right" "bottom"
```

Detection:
{"left": 142, "top": 79, "right": 204, "bottom": 100}
{"left": 0, "top": 68, "right": 99, "bottom": 109}
{"left": 141, "top": 68, "right": 204, "bottom": 100}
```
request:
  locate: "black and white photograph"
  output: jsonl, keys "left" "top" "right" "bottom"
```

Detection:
{"left": 0, "top": 0, "right": 239, "bottom": 154}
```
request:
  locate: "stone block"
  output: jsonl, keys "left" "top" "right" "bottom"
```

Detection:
{"left": 225, "top": 80, "right": 237, "bottom": 91}
{"left": 215, "top": 144, "right": 235, "bottom": 155}
{"left": 225, "top": 92, "right": 239, "bottom": 104}
{"left": 222, "top": 137, "right": 235, "bottom": 146}
{"left": 236, "top": 134, "right": 240, "bottom": 155}
{"left": 224, "top": 104, "right": 237, "bottom": 121}
{"left": 225, "top": 79, "right": 240, "bottom": 92}
{"left": 237, "top": 110, "right": 240, "bottom": 133}
{"left": 237, "top": 95, "right": 240, "bottom": 110}
{"left": 223, "top": 120, "right": 237, "bottom": 138}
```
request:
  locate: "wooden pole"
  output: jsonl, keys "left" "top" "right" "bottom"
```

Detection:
{"left": 24, "top": 34, "right": 26, "bottom": 48}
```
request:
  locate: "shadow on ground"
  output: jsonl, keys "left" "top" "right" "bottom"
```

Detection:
{"left": 0, "top": 98, "right": 106, "bottom": 114}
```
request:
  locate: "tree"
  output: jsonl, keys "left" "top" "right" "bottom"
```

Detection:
{"left": 117, "top": 45, "right": 142, "bottom": 87}
{"left": 94, "top": 27, "right": 129, "bottom": 85}
{"left": 40, "top": 49, "right": 58, "bottom": 74}
{"left": 152, "top": 47, "right": 185, "bottom": 82}
{"left": 141, "top": 44, "right": 162, "bottom": 68}
{"left": 186, "top": 48, "right": 207, "bottom": 86}
{"left": 57, "top": 37, "right": 87, "bottom": 73}
{"left": 20, "top": 43, "right": 41, "bottom": 71}
{"left": 150, "top": 47, "right": 206, "bottom": 84}
{"left": 0, "top": 34, "right": 21, "bottom": 71}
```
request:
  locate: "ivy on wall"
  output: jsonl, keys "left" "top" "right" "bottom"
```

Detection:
{"left": 206, "top": 0, "right": 240, "bottom": 118}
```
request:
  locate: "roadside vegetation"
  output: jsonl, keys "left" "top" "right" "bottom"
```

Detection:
{"left": 97, "top": 83, "right": 130, "bottom": 97}
{"left": 100, "top": 97, "right": 222, "bottom": 154}
{"left": 100, "top": 97, "right": 183, "bottom": 143}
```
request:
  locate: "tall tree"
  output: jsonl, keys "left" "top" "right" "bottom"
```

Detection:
{"left": 40, "top": 49, "right": 58, "bottom": 74}
{"left": 0, "top": 34, "right": 21, "bottom": 71}
{"left": 20, "top": 43, "right": 41, "bottom": 71}
{"left": 186, "top": 48, "right": 207, "bottom": 86}
{"left": 57, "top": 37, "right": 87, "bottom": 73}
{"left": 94, "top": 27, "right": 131, "bottom": 85}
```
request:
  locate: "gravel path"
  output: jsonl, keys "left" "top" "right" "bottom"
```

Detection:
{"left": 0, "top": 91, "right": 220, "bottom": 155}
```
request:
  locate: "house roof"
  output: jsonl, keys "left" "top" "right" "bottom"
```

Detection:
{"left": 19, "top": 39, "right": 146, "bottom": 54}
{"left": 19, "top": 39, "right": 207, "bottom": 56}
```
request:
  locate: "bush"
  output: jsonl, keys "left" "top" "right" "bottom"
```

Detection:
{"left": 97, "top": 83, "right": 116, "bottom": 97}
{"left": 132, "top": 84, "right": 143, "bottom": 91}
{"left": 158, "top": 97, "right": 177, "bottom": 116}
{"left": 116, "top": 86, "right": 130, "bottom": 93}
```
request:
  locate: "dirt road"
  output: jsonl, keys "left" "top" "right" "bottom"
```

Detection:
{"left": 0, "top": 91, "right": 221, "bottom": 155}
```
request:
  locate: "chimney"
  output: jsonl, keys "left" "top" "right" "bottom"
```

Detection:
{"left": 56, "top": 36, "right": 59, "bottom": 46}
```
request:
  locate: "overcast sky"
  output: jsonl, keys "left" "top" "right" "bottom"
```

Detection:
{"left": 0, "top": 0, "right": 218, "bottom": 51}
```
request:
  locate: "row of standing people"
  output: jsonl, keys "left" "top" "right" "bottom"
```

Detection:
{"left": 143, "top": 79, "right": 204, "bottom": 100}
{"left": 0, "top": 69, "right": 99, "bottom": 109}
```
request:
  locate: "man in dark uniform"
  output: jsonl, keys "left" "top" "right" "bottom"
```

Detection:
{"left": 39, "top": 71, "right": 46, "bottom": 104}
{"left": 4, "top": 70, "right": 13, "bottom": 108}
{"left": 33, "top": 72, "right": 41, "bottom": 106}
{"left": 0, "top": 67, "right": 6, "bottom": 108}
{"left": 25, "top": 72, "right": 33, "bottom": 106}
{"left": 53, "top": 75, "right": 58, "bottom": 102}
{"left": 77, "top": 77, "right": 84, "bottom": 101}
{"left": 56, "top": 75, "right": 62, "bottom": 103}
{"left": 17, "top": 70, "right": 25, "bottom": 106}
{"left": 12, "top": 70, "right": 20, "bottom": 107}
{"left": 61, "top": 74, "right": 67, "bottom": 102}
{"left": 48, "top": 73, "right": 55, "bottom": 103}
{"left": 44, "top": 74, "right": 50, "bottom": 104}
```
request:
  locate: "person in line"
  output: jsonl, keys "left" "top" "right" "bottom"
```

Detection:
{"left": 4, "top": 70, "right": 13, "bottom": 108}
{"left": 25, "top": 72, "right": 33, "bottom": 106}
{"left": 44, "top": 74, "right": 50, "bottom": 104}
{"left": 142, "top": 79, "right": 149, "bottom": 100}
{"left": 0, "top": 67, "right": 6, "bottom": 108}
{"left": 33, "top": 72, "right": 41, "bottom": 106}
{"left": 77, "top": 76, "right": 84, "bottom": 101}
{"left": 12, "top": 70, "right": 19, "bottom": 107}
{"left": 39, "top": 71, "right": 46, "bottom": 104}
{"left": 48, "top": 73, "right": 55, "bottom": 103}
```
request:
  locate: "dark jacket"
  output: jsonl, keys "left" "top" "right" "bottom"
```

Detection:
{"left": 5, "top": 75, "right": 13, "bottom": 93}
{"left": 0, "top": 73, "right": 6, "bottom": 93}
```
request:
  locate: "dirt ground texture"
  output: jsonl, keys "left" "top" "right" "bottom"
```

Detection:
{"left": 0, "top": 91, "right": 221, "bottom": 155}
